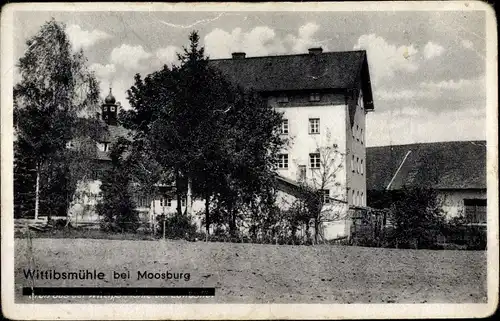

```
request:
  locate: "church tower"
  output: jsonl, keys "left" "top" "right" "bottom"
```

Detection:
{"left": 101, "top": 87, "right": 119, "bottom": 126}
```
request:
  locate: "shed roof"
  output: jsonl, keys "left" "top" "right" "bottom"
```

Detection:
{"left": 366, "top": 141, "right": 487, "bottom": 191}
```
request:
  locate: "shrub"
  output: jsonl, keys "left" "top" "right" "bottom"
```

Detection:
{"left": 384, "top": 188, "right": 446, "bottom": 249}
{"left": 157, "top": 213, "right": 197, "bottom": 240}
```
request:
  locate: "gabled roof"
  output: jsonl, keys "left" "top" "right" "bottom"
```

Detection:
{"left": 366, "top": 141, "right": 487, "bottom": 191}
{"left": 208, "top": 50, "right": 374, "bottom": 110}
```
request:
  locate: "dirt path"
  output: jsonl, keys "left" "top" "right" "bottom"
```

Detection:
{"left": 15, "top": 238, "right": 487, "bottom": 303}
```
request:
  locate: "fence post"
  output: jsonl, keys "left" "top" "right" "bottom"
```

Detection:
{"left": 163, "top": 219, "right": 166, "bottom": 240}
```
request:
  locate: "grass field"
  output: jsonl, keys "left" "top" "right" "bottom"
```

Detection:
{"left": 15, "top": 238, "right": 487, "bottom": 304}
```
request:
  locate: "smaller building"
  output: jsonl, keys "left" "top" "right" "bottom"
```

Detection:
{"left": 366, "top": 141, "right": 487, "bottom": 225}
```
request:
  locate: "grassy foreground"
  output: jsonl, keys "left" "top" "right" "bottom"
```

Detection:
{"left": 15, "top": 238, "right": 487, "bottom": 304}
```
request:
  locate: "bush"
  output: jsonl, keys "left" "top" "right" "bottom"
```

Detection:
{"left": 443, "top": 221, "right": 486, "bottom": 250}
{"left": 384, "top": 188, "right": 446, "bottom": 249}
{"left": 156, "top": 213, "right": 197, "bottom": 240}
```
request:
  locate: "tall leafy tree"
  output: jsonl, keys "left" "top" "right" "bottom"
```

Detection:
{"left": 96, "top": 138, "right": 140, "bottom": 232}
{"left": 14, "top": 19, "right": 102, "bottom": 219}
{"left": 124, "top": 31, "right": 285, "bottom": 236}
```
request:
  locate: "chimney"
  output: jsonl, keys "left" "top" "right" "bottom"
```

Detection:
{"left": 308, "top": 47, "right": 323, "bottom": 55}
{"left": 232, "top": 52, "right": 246, "bottom": 59}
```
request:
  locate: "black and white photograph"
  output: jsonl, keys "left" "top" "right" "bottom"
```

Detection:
{"left": 1, "top": 1, "right": 498, "bottom": 319}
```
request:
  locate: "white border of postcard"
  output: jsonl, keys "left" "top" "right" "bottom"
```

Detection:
{"left": 1, "top": 1, "right": 498, "bottom": 319}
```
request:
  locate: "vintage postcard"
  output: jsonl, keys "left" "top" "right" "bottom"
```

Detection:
{"left": 1, "top": 1, "right": 498, "bottom": 319}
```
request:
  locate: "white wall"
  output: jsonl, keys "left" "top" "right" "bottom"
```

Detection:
{"left": 438, "top": 189, "right": 487, "bottom": 219}
{"left": 346, "top": 89, "right": 367, "bottom": 208}
{"left": 273, "top": 101, "right": 347, "bottom": 200}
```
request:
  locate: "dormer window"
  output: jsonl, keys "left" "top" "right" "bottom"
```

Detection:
{"left": 277, "top": 95, "right": 289, "bottom": 103}
{"left": 309, "top": 93, "right": 321, "bottom": 102}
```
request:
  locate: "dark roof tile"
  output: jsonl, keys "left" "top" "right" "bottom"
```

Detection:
{"left": 208, "top": 50, "right": 373, "bottom": 108}
{"left": 366, "top": 141, "right": 487, "bottom": 191}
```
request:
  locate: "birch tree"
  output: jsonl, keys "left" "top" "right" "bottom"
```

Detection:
{"left": 296, "top": 131, "right": 346, "bottom": 243}
{"left": 14, "top": 19, "right": 101, "bottom": 220}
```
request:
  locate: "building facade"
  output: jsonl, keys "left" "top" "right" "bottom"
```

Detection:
{"left": 210, "top": 48, "right": 374, "bottom": 239}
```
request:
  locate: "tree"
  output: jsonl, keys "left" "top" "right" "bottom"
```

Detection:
{"left": 96, "top": 138, "right": 140, "bottom": 232}
{"left": 293, "top": 131, "right": 346, "bottom": 243}
{"left": 124, "top": 31, "right": 285, "bottom": 237}
{"left": 14, "top": 19, "right": 101, "bottom": 220}
{"left": 386, "top": 187, "right": 446, "bottom": 249}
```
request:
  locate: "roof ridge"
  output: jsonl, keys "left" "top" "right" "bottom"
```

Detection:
{"left": 367, "top": 140, "right": 486, "bottom": 149}
{"left": 208, "top": 50, "right": 367, "bottom": 62}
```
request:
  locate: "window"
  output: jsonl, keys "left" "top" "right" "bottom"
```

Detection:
{"left": 309, "top": 153, "right": 320, "bottom": 169}
{"left": 360, "top": 159, "right": 364, "bottom": 175}
{"left": 309, "top": 93, "right": 321, "bottom": 102}
{"left": 98, "top": 142, "right": 109, "bottom": 152}
{"left": 281, "top": 119, "right": 289, "bottom": 134}
{"left": 110, "top": 106, "right": 116, "bottom": 112}
{"left": 361, "top": 192, "right": 364, "bottom": 206}
{"left": 160, "top": 198, "right": 172, "bottom": 207}
{"left": 321, "top": 189, "right": 330, "bottom": 204}
{"left": 298, "top": 165, "right": 307, "bottom": 181}
{"left": 138, "top": 197, "right": 149, "bottom": 208}
{"left": 309, "top": 118, "right": 320, "bottom": 134}
{"left": 103, "top": 106, "right": 108, "bottom": 112}
{"left": 360, "top": 128, "right": 364, "bottom": 144}
{"left": 181, "top": 197, "right": 187, "bottom": 207}
{"left": 351, "top": 155, "right": 355, "bottom": 172}
{"left": 277, "top": 95, "right": 289, "bottom": 103}
{"left": 464, "top": 199, "right": 487, "bottom": 224}
{"left": 356, "top": 125, "right": 360, "bottom": 141}
{"left": 356, "top": 191, "right": 360, "bottom": 206}
{"left": 278, "top": 154, "right": 289, "bottom": 169}
{"left": 352, "top": 190, "right": 356, "bottom": 205}
{"left": 356, "top": 157, "right": 360, "bottom": 173}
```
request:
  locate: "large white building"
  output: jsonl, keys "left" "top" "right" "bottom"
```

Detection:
{"left": 210, "top": 48, "right": 374, "bottom": 239}
{"left": 72, "top": 48, "right": 375, "bottom": 240}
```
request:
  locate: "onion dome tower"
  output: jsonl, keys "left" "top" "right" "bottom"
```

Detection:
{"left": 101, "top": 87, "right": 119, "bottom": 126}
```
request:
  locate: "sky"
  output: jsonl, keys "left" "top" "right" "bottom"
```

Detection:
{"left": 12, "top": 8, "right": 488, "bottom": 147}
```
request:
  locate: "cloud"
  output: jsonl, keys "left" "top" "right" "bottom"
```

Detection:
{"left": 461, "top": 39, "right": 474, "bottom": 49}
{"left": 155, "top": 46, "right": 180, "bottom": 66}
{"left": 423, "top": 41, "right": 445, "bottom": 60}
{"left": 353, "top": 34, "right": 419, "bottom": 84}
{"left": 204, "top": 26, "right": 286, "bottom": 58}
{"left": 204, "top": 22, "right": 325, "bottom": 59}
{"left": 367, "top": 107, "right": 485, "bottom": 146}
{"left": 66, "top": 24, "right": 111, "bottom": 51}
{"left": 89, "top": 63, "right": 116, "bottom": 81}
{"left": 375, "top": 89, "right": 424, "bottom": 101}
{"left": 376, "top": 76, "right": 485, "bottom": 101}
{"left": 110, "top": 44, "right": 152, "bottom": 70}
{"left": 285, "top": 22, "right": 327, "bottom": 53}
{"left": 419, "top": 77, "right": 482, "bottom": 91}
